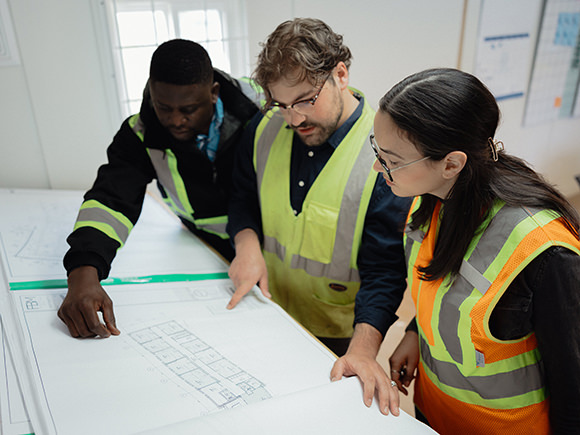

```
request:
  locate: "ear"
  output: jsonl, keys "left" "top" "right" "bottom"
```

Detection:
{"left": 334, "top": 61, "right": 350, "bottom": 91}
{"left": 442, "top": 151, "right": 467, "bottom": 180}
{"left": 211, "top": 81, "right": 220, "bottom": 104}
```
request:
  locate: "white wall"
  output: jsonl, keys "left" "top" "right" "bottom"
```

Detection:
{"left": 0, "top": 0, "right": 116, "bottom": 190}
{"left": 1, "top": 0, "right": 579, "bottom": 196}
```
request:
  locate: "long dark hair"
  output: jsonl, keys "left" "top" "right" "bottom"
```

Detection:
{"left": 379, "top": 68, "right": 580, "bottom": 281}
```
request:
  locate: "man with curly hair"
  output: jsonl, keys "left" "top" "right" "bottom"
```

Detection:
{"left": 226, "top": 18, "right": 410, "bottom": 358}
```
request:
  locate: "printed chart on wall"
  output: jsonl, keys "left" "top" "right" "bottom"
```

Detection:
{"left": 475, "top": 0, "right": 542, "bottom": 102}
{"left": 524, "top": 0, "right": 580, "bottom": 126}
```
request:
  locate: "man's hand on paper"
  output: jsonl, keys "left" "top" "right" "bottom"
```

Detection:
{"left": 227, "top": 228, "right": 271, "bottom": 309}
{"left": 57, "top": 265, "right": 120, "bottom": 338}
{"left": 388, "top": 330, "right": 419, "bottom": 396}
{"left": 330, "top": 323, "right": 400, "bottom": 417}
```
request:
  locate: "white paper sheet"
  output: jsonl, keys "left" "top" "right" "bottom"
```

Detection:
{"left": 0, "top": 317, "right": 33, "bottom": 435}
{"left": 140, "top": 376, "right": 436, "bottom": 435}
{"left": 7, "top": 281, "right": 338, "bottom": 435}
{"left": 0, "top": 188, "right": 227, "bottom": 285}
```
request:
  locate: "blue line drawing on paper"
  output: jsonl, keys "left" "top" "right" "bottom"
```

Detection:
{"left": 129, "top": 320, "right": 272, "bottom": 409}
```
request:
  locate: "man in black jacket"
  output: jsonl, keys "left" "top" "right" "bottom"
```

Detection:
{"left": 59, "top": 39, "right": 260, "bottom": 338}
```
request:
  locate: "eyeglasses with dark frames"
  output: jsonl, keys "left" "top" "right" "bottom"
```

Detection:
{"left": 370, "top": 134, "right": 429, "bottom": 182}
{"left": 268, "top": 72, "right": 332, "bottom": 115}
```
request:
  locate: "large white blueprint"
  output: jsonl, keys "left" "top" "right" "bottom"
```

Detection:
{"left": 0, "top": 188, "right": 435, "bottom": 434}
{"left": 6, "top": 280, "right": 338, "bottom": 435}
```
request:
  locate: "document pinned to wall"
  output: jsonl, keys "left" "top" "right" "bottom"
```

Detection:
{"left": 474, "top": 0, "right": 542, "bottom": 101}
{"left": 524, "top": 0, "right": 580, "bottom": 125}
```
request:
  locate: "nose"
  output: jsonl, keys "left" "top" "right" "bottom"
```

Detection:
{"left": 285, "top": 109, "right": 306, "bottom": 127}
{"left": 168, "top": 110, "right": 186, "bottom": 127}
{"left": 372, "top": 158, "right": 383, "bottom": 173}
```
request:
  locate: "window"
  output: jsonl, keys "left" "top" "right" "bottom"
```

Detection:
{"left": 95, "top": 0, "right": 250, "bottom": 119}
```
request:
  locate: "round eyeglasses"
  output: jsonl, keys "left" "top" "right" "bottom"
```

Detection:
{"left": 267, "top": 72, "right": 331, "bottom": 116}
{"left": 370, "top": 134, "right": 429, "bottom": 182}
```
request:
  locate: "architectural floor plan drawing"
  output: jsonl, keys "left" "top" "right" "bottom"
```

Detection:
{"left": 0, "top": 189, "right": 79, "bottom": 281}
{"left": 129, "top": 319, "right": 272, "bottom": 410}
{"left": 6, "top": 280, "right": 337, "bottom": 435}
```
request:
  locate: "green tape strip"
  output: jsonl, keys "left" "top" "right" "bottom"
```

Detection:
{"left": 9, "top": 272, "right": 230, "bottom": 290}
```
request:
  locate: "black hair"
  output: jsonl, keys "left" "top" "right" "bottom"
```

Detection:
{"left": 149, "top": 39, "right": 213, "bottom": 85}
{"left": 379, "top": 68, "right": 580, "bottom": 281}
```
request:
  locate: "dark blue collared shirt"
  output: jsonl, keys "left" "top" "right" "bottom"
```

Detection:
{"left": 227, "top": 96, "right": 412, "bottom": 335}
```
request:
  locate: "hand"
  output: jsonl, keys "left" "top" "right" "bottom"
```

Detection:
{"left": 57, "top": 266, "right": 120, "bottom": 338}
{"left": 330, "top": 323, "right": 400, "bottom": 416}
{"left": 227, "top": 229, "right": 271, "bottom": 309}
{"left": 388, "top": 330, "right": 419, "bottom": 395}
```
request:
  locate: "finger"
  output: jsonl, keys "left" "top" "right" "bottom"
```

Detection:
{"left": 101, "top": 303, "right": 120, "bottom": 335}
{"left": 388, "top": 380, "right": 401, "bottom": 416}
{"left": 390, "top": 368, "right": 408, "bottom": 395}
{"left": 362, "top": 376, "right": 376, "bottom": 408}
{"left": 330, "top": 359, "right": 345, "bottom": 382}
{"left": 60, "top": 313, "right": 81, "bottom": 338}
{"left": 227, "top": 282, "right": 253, "bottom": 309}
{"left": 66, "top": 310, "right": 97, "bottom": 338}
{"left": 257, "top": 275, "right": 271, "bottom": 299}
{"left": 80, "top": 308, "right": 111, "bottom": 338}
{"left": 377, "top": 377, "right": 392, "bottom": 415}
{"left": 402, "top": 365, "right": 416, "bottom": 387}
{"left": 390, "top": 367, "right": 401, "bottom": 382}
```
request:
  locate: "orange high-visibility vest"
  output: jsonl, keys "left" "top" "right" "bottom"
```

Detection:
{"left": 404, "top": 197, "right": 580, "bottom": 434}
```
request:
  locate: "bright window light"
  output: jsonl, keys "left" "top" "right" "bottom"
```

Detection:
{"left": 97, "top": 0, "right": 249, "bottom": 119}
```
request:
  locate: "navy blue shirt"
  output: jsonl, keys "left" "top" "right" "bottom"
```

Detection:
{"left": 227, "top": 96, "right": 412, "bottom": 335}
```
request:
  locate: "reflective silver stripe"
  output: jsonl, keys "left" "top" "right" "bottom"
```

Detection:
{"left": 404, "top": 228, "right": 424, "bottom": 264}
{"left": 148, "top": 149, "right": 187, "bottom": 215}
{"left": 461, "top": 206, "right": 542, "bottom": 281}
{"left": 238, "top": 78, "right": 264, "bottom": 107}
{"left": 420, "top": 335, "right": 543, "bottom": 399}
{"left": 263, "top": 235, "right": 285, "bottom": 262}
{"left": 459, "top": 259, "right": 492, "bottom": 294}
{"left": 77, "top": 207, "right": 130, "bottom": 244}
{"left": 290, "top": 256, "right": 360, "bottom": 281}
{"left": 129, "top": 114, "right": 146, "bottom": 141}
{"left": 406, "top": 228, "right": 425, "bottom": 243}
{"left": 196, "top": 222, "right": 227, "bottom": 234}
{"left": 255, "top": 112, "right": 284, "bottom": 192}
{"left": 439, "top": 274, "right": 472, "bottom": 364}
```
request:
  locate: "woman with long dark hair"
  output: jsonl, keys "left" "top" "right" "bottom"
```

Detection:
{"left": 331, "top": 68, "right": 580, "bottom": 434}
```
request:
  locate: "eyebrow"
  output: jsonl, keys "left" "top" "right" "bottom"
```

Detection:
{"left": 271, "top": 87, "right": 317, "bottom": 106}
{"left": 378, "top": 146, "right": 404, "bottom": 160}
{"left": 156, "top": 101, "right": 198, "bottom": 110}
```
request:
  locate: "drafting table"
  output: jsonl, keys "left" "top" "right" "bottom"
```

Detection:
{"left": 0, "top": 188, "right": 435, "bottom": 434}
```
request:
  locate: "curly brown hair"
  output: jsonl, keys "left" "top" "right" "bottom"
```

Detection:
{"left": 254, "top": 18, "right": 352, "bottom": 106}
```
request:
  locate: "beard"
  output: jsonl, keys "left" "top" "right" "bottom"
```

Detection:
{"left": 290, "top": 91, "right": 344, "bottom": 146}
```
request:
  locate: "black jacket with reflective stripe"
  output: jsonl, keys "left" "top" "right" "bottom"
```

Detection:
{"left": 64, "top": 69, "right": 259, "bottom": 278}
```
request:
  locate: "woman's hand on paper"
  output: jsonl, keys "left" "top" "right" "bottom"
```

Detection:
{"left": 330, "top": 323, "right": 400, "bottom": 416}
